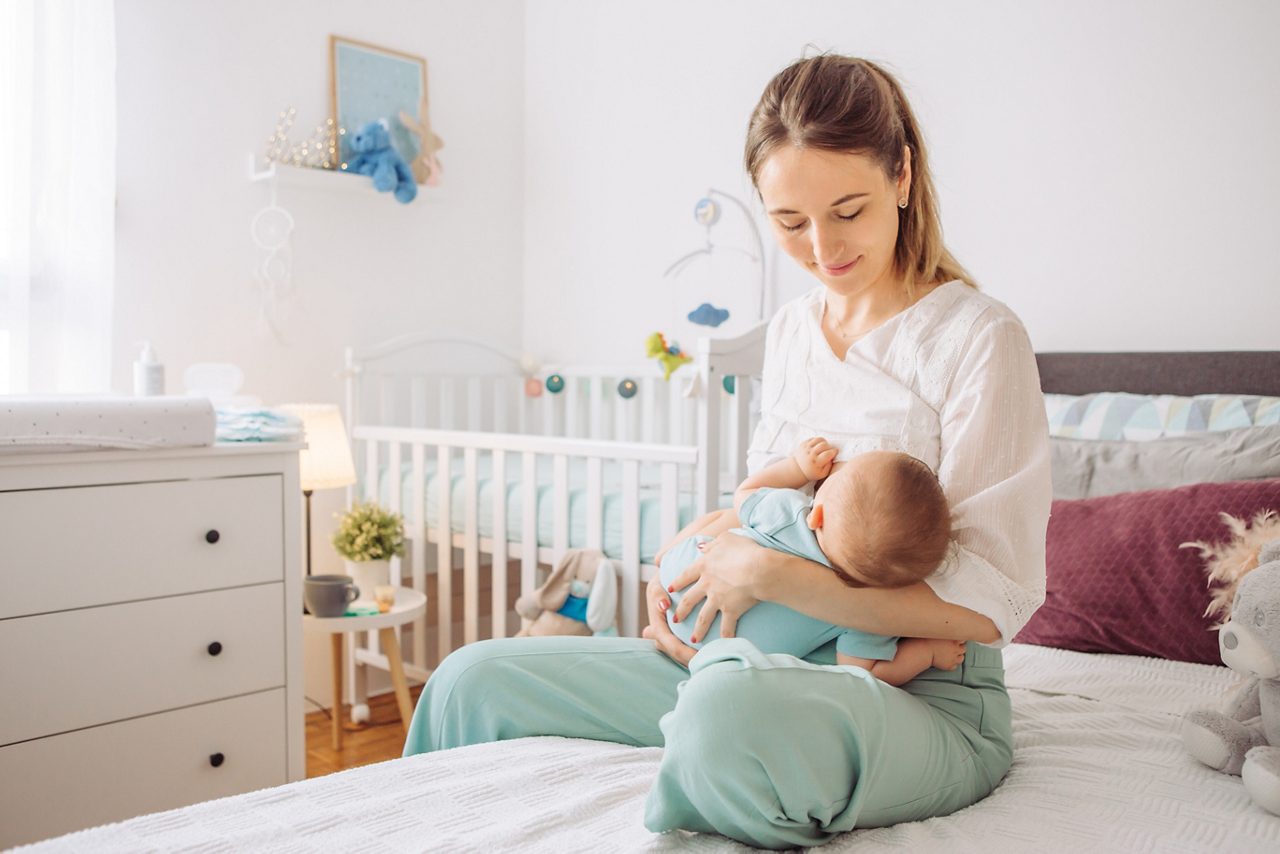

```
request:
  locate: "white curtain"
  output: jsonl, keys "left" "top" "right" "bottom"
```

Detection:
{"left": 0, "top": 1, "right": 116, "bottom": 394}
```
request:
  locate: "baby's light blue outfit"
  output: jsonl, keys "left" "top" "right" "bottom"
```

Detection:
{"left": 659, "top": 487, "right": 898, "bottom": 662}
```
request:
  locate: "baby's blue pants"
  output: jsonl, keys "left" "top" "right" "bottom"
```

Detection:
{"left": 403, "top": 636, "right": 1013, "bottom": 849}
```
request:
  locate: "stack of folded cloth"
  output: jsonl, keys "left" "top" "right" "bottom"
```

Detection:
{"left": 215, "top": 407, "right": 304, "bottom": 443}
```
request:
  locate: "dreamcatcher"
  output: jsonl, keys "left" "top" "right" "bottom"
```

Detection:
{"left": 250, "top": 175, "right": 296, "bottom": 343}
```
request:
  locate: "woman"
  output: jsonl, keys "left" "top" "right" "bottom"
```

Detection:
{"left": 403, "top": 55, "right": 1050, "bottom": 849}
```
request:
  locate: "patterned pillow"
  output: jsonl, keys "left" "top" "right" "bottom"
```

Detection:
{"left": 1045, "top": 393, "right": 1280, "bottom": 441}
{"left": 1015, "top": 478, "right": 1280, "bottom": 664}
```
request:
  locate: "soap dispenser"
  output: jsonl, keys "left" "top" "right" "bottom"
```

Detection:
{"left": 133, "top": 341, "right": 165, "bottom": 396}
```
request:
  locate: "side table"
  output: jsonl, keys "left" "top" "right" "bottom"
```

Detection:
{"left": 303, "top": 586, "right": 427, "bottom": 751}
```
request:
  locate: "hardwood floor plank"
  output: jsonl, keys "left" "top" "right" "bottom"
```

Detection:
{"left": 305, "top": 685, "right": 424, "bottom": 778}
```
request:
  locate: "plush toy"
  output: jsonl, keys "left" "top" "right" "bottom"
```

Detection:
{"left": 398, "top": 95, "right": 444, "bottom": 187}
{"left": 345, "top": 119, "right": 417, "bottom": 204}
{"left": 515, "top": 548, "right": 619, "bottom": 637}
{"left": 646, "top": 332, "right": 693, "bottom": 381}
{"left": 1182, "top": 538, "right": 1280, "bottom": 816}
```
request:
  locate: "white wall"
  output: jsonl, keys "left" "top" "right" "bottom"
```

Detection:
{"left": 523, "top": 0, "right": 1280, "bottom": 364}
{"left": 114, "top": 0, "right": 526, "bottom": 708}
{"left": 115, "top": 0, "right": 525, "bottom": 409}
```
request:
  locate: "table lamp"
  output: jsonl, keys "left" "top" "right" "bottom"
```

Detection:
{"left": 279, "top": 404, "right": 357, "bottom": 575}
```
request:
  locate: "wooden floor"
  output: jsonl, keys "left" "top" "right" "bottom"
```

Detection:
{"left": 305, "top": 685, "right": 425, "bottom": 778}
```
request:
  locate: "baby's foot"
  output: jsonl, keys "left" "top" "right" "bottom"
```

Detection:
{"left": 930, "top": 639, "right": 967, "bottom": 671}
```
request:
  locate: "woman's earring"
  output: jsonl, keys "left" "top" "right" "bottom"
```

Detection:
{"left": 898, "top": 197, "right": 908, "bottom": 209}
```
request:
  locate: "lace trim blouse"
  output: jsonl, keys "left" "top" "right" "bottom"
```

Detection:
{"left": 747, "top": 281, "right": 1052, "bottom": 645}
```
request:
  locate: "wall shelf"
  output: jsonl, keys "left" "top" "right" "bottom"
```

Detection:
{"left": 247, "top": 155, "right": 446, "bottom": 202}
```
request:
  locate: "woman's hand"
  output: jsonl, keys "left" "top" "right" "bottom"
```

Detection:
{"left": 642, "top": 576, "right": 696, "bottom": 667}
{"left": 666, "top": 532, "right": 769, "bottom": 645}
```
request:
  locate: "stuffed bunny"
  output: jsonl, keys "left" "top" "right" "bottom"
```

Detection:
{"left": 515, "top": 548, "right": 619, "bottom": 637}
{"left": 1183, "top": 539, "right": 1280, "bottom": 815}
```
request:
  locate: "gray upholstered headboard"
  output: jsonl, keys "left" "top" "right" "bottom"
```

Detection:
{"left": 1036, "top": 352, "right": 1280, "bottom": 397}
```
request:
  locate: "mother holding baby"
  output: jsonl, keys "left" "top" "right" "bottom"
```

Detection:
{"left": 403, "top": 54, "right": 1050, "bottom": 848}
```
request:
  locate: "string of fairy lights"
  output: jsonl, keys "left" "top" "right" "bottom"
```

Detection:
{"left": 262, "top": 107, "right": 345, "bottom": 170}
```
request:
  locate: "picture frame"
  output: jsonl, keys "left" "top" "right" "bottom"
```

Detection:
{"left": 329, "top": 35, "right": 432, "bottom": 175}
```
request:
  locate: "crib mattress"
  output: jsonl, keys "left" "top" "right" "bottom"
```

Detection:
{"left": 376, "top": 458, "right": 724, "bottom": 563}
{"left": 25, "top": 644, "right": 1278, "bottom": 853}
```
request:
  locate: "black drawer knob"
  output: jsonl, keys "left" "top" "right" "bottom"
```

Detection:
{"left": 209, "top": 752, "right": 225, "bottom": 768}
{"left": 205, "top": 530, "right": 220, "bottom": 544}
{"left": 207, "top": 641, "right": 223, "bottom": 656}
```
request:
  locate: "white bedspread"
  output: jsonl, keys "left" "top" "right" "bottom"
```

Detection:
{"left": 21, "top": 645, "right": 1280, "bottom": 853}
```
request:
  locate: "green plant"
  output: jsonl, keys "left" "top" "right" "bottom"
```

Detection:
{"left": 332, "top": 501, "right": 405, "bottom": 562}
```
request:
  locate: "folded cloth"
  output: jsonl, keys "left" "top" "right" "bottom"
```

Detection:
{"left": 215, "top": 406, "right": 304, "bottom": 443}
{"left": 0, "top": 396, "right": 216, "bottom": 453}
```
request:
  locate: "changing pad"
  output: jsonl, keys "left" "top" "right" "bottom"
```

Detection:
{"left": 0, "top": 397, "right": 216, "bottom": 453}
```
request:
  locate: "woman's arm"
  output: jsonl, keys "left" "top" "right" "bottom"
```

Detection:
{"left": 923, "top": 315, "right": 1052, "bottom": 644}
{"left": 669, "top": 536, "right": 999, "bottom": 644}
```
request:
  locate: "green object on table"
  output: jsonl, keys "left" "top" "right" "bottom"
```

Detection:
{"left": 344, "top": 604, "right": 381, "bottom": 617}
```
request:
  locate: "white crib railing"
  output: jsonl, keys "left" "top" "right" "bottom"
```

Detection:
{"left": 350, "top": 424, "right": 698, "bottom": 680}
{"left": 338, "top": 325, "right": 767, "bottom": 712}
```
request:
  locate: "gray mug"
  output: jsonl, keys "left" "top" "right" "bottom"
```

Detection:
{"left": 304, "top": 574, "right": 360, "bottom": 618}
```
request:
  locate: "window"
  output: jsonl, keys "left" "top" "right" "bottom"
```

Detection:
{"left": 0, "top": 0, "right": 116, "bottom": 394}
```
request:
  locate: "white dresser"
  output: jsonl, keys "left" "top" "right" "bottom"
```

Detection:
{"left": 0, "top": 444, "right": 305, "bottom": 848}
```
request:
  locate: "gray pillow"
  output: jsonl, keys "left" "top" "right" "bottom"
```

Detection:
{"left": 1050, "top": 425, "right": 1280, "bottom": 500}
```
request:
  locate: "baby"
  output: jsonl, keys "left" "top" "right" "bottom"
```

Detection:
{"left": 656, "top": 438, "right": 965, "bottom": 684}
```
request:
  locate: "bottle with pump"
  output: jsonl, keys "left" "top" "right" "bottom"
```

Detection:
{"left": 133, "top": 341, "right": 165, "bottom": 396}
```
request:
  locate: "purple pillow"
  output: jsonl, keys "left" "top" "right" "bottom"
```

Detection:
{"left": 1015, "top": 478, "right": 1280, "bottom": 664}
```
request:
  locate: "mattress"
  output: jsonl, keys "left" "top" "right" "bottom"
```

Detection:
{"left": 24, "top": 644, "right": 1279, "bottom": 853}
{"left": 376, "top": 458, "right": 725, "bottom": 564}
{"left": 0, "top": 396, "right": 215, "bottom": 453}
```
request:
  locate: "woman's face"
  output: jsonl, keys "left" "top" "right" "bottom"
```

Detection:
{"left": 756, "top": 145, "right": 910, "bottom": 298}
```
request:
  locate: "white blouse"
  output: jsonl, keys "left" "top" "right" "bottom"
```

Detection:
{"left": 747, "top": 281, "right": 1052, "bottom": 645}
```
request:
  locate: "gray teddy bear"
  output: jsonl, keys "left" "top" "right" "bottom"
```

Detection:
{"left": 1183, "top": 539, "right": 1280, "bottom": 815}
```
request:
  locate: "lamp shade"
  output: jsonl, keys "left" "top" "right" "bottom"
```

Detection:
{"left": 278, "top": 404, "right": 356, "bottom": 491}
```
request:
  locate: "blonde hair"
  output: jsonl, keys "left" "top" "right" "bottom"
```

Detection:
{"left": 744, "top": 54, "right": 977, "bottom": 298}
{"left": 820, "top": 453, "right": 952, "bottom": 588}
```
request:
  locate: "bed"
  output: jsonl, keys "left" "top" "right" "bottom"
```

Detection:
{"left": 19, "top": 348, "right": 1280, "bottom": 852}
{"left": 21, "top": 645, "right": 1279, "bottom": 852}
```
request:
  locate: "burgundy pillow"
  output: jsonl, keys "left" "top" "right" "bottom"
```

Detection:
{"left": 1015, "top": 478, "right": 1280, "bottom": 664}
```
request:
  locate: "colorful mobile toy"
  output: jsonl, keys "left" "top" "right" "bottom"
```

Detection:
{"left": 646, "top": 332, "right": 693, "bottom": 381}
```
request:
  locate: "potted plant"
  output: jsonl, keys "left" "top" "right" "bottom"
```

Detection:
{"left": 332, "top": 501, "right": 405, "bottom": 601}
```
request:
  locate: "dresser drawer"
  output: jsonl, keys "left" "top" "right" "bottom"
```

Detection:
{"left": 0, "top": 688, "right": 287, "bottom": 848}
{"left": 0, "top": 585, "right": 285, "bottom": 745}
{"left": 0, "top": 475, "right": 284, "bottom": 620}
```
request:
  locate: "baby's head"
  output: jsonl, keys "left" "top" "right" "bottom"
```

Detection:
{"left": 807, "top": 451, "right": 951, "bottom": 588}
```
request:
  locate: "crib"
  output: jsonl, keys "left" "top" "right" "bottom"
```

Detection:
{"left": 339, "top": 324, "right": 767, "bottom": 711}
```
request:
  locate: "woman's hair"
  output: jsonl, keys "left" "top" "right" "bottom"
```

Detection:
{"left": 744, "top": 54, "right": 976, "bottom": 296}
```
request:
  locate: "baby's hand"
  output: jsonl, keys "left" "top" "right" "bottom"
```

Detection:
{"left": 793, "top": 437, "right": 838, "bottom": 481}
{"left": 928, "top": 639, "right": 967, "bottom": 671}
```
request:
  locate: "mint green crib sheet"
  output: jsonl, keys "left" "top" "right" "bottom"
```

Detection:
{"left": 373, "top": 457, "right": 726, "bottom": 564}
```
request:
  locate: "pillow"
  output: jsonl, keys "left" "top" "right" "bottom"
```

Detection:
{"left": 1050, "top": 425, "right": 1280, "bottom": 501}
{"left": 1045, "top": 392, "right": 1280, "bottom": 441}
{"left": 1015, "top": 478, "right": 1280, "bottom": 664}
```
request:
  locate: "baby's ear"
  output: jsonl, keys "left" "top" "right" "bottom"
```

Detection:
{"left": 807, "top": 503, "right": 824, "bottom": 531}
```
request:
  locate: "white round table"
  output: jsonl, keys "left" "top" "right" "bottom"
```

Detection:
{"left": 303, "top": 586, "right": 427, "bottom": 751}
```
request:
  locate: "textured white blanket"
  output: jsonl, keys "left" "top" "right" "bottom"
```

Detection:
{"left": 22, "top": 645, "right": 1280, "bottom": 853}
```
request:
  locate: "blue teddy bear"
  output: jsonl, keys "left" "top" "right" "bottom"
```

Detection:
{"left": 346, "top": 119, "right": 417, "bottom": 204}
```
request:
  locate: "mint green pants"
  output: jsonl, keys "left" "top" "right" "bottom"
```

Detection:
{"left": 403, "top": 636, "right": 1012, "bottom": 849}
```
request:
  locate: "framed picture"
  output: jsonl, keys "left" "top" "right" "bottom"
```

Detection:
{"left": 329, "top": 35, "right": 439, "bottom": 179}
